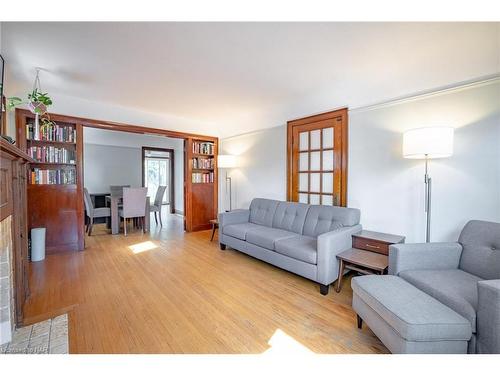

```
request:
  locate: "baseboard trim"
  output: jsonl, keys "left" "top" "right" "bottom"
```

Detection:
{"left": 174, "top": 209, "right": 184, "bottom": 215}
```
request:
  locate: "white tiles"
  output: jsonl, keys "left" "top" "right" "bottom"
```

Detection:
{"left": 1, "top": 314, "right": 68, "bottom": 354}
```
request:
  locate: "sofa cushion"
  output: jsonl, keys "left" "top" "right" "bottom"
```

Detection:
{"left": 246, "top": 226, "right": 299, "bottom": 251}
{"left": 458, "top": 220, "right": 500, "bottom": 280}
{"left": 249, "top": 198, "right": 279, "bottom": 227}
{"left": 303, "top": 205, "right": 360, "bottom": 237}
{"left": 275, "top": 235, "right": 317, "bottom": 265}
{"left": 352, "top": 275, "right": 472, "bottom": 342}
{"left": 223, "top": 222, "right": 263, "bottom": 241}
{"left": 272, "top": 201, "right": 310, "bottom": 234}
{"left": 399, "top": 269, "right": 481, "bottom": 333}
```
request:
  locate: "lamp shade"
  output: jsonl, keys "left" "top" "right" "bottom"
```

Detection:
{"left": 218, "top": 154, "right": 237, "bottom": 168}
{"left": 403, "top": 127, "right": 454, "bottom": 159}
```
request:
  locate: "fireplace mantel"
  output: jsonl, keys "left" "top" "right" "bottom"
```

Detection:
{"left": 1, "top": 138, "right": 33, "bottom": 344}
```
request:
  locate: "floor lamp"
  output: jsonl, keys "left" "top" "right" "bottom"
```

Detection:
{"left": 218, "top": 154, "right": 237, "bottom": 211}
{"left": 403, "top": 127, "right": 454, "bottom": 242}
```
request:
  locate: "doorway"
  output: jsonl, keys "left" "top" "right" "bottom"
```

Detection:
{"left": 287, "top": 108, "right": 348, "bottom": 206}
{"left": 142, "top": 147, "right": 175, "bottom": 214}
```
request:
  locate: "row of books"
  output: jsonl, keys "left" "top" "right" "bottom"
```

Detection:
{"left": 30, "top": 168, "right": 76, "bottom": 185}
{"left": 192, "top": 142, "right": 214, "bottom": 155}
{"left": 192, "top": 172, "right": 214, "bottom": 183}
{"left": 192, "top": 157, "right": 214, "bottom": 169}
{"left": 28, "top": 146, "right": 76, "bottom": 164}
{"left": 26, "top": 122, "right": 77, "bottom": 143}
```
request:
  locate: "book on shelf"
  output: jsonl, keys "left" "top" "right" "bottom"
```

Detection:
{"left": 30, "top": 168, "right": 76, "bottom": 185}
{"left": 192, "top": 141, "right": 214, "bottom": 155}
{"left": 192, "top": 172, "right": 214, "bottom": 183}
{"left": 26, "top": 121, "right": 77, "bottom": 143}
{"left": 192, "top": 157, "right": 214, "bottom": 169}
{"left": 28, "top": 145, "right": 76, "bottom": 164}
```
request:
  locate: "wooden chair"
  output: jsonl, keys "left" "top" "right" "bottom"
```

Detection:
{"left": 150, "top": 185, "right": 167, "bottom": 227}
{"left": 83, "top": 188, "right": 111, "bottom": 236}
{"left": 119, "top": 187, "right": 147, "bottom": 235}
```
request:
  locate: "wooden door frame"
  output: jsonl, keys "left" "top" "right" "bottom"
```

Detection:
{"left": 286, "top": 108, "right": 349, "bottom": 207}
{"left": 141, "top": 146, "right": 175, "bottom": 214}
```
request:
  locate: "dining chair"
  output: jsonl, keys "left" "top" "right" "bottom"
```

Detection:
{"left": 83, "top": 187, "right": 111, "bottom": 236}
{"left": 119, "top": 187, "right": 147, "bottom": 236}
{"left": 150, "top": 185, "right": 167, "bottom": 227}
{"left": 110, "top": 185, "right": 130, "bottom": 197}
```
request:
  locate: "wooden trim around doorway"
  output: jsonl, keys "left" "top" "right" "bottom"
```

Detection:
{"left": 142, "top": 146, "right": 175, "bottom": 214}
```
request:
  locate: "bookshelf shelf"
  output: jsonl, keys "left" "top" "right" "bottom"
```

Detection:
{"left": 30, "top": 162, "right": 77, "bottom": 166}
{"left": 27, "top": 139, "right": 76, "bottom": 146}
{"left": 16, "top": 108, "right": 85, "bottom": 253}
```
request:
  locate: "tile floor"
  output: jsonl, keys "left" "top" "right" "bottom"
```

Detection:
{"left": 0, "top": 314, "right": 68, "bottom": 354}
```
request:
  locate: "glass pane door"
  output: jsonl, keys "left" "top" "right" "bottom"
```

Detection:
{"left": 296, "top": 127, "right": 335, "bottom": 205}
{"left": 289, "top": 109, "right": 347, "bottom": 207}
{"left": 145, "top": 158, "right": 169, "bottom": 204}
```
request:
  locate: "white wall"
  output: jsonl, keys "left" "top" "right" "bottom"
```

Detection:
{"left": 220, "top": 80, "right": 500, "bottom": 243}
{"left": 84, "top": 128, "right": 184, "bottom": 214}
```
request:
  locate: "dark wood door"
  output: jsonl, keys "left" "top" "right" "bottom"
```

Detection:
{"left": 287, "top": 108, "right": 348, "bottom": 206}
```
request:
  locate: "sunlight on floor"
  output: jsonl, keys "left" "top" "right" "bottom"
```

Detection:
{"left": 128, "top": 241, "right": 158, "bottom": 254}
{"left": 263, "top": 329, "right": 313, "bottom": 354}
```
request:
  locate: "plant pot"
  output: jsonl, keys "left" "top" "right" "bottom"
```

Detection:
{"left": 28, "top": 101, "right": 47, "bottom": 115}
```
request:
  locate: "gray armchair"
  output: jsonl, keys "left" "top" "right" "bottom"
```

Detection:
{"left": 389, "top": 220, "right": 500, "bottom": 354}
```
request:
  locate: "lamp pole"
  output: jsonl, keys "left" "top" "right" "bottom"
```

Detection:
{"left": 226, "top": 170, "right": 232, "bottom": 212}
{"left": 424, "top": 155, "right": 432, "bottom": 243}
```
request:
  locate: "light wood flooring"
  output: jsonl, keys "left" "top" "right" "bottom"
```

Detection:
{"left": 24, "top": 214, "right": 388, "bottom": 354}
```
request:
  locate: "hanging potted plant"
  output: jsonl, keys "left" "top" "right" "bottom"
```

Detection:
{"left": 8, "top": 68, "right": 55, "bottom": 134}
{"left": 8, "top": 68, "right": 53, "bottom": 115}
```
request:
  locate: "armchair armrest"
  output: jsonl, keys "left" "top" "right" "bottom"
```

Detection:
{"left": 388, "top": 242, "right": 463, "bottom": 276}
{"left": 218, "top": 209, "right": 250, "bottom": 228}
{"left": 477, "top": 279, "right": 500, "bottom": 354}
{"left": 316, "top": 224, "right": 362, "bottom": 285}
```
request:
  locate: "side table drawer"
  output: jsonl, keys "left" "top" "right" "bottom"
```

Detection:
{"left": 352, "top": 237, "right": 389, "bottom": 255}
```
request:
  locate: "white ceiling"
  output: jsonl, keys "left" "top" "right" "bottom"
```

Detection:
{"left": 2, "top": 22, "right": 499, "bottom": 138}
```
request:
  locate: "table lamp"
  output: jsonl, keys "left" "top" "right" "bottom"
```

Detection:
{"left": 218, "top": 154, "right": 237, "bottom": 211}
{"left": 403, "top": 127, "right": 454, "bottom": 242}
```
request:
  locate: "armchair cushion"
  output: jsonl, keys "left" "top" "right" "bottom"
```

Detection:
{"left": 223, "top": 222, "right": 262, "bottom": 241}
{"left": 275, "top": 235, "right": 317, "bottom": 265}
{"left": 458, "top": 220, "right": 500, "bottom": 280}
{"left": 400, "top": 269, "right": 482, "bottom": 332}
{"left": 389, "top": 242, "right": 463, "bottom": 276}
{"left": 477, "top": 279, "right": 500, "bottom": 353}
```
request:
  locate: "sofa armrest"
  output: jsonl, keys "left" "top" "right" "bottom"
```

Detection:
{"left": 218, "top": 209, "right": 250, "bottom": 228}
{"left": 316, "top": 224, "right": 362, "bottom": 285}
{"left": 388, "top": 242, "right": 462, "bottom": 276}
{"left": 477, "top": 279, "right": 500, "bottom": 354}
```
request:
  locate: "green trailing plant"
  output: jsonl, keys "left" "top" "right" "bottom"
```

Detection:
{"left": 8, "top": 88, "right": 53, "bottom": 113}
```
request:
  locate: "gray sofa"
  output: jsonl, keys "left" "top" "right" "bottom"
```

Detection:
{"left": 218, "top": 198, "right": 361, "bottom": 295}
{"left": 353, "top": 220, "right": 500, "bottom": 354}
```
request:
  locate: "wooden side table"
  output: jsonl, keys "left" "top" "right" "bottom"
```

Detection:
{"left": 209, "top": 219, "right": 219, "bottom": 241}
{"left": 335, "top": 230, "right": 405, "bottom": 293}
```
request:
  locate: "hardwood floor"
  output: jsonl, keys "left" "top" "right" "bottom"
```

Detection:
{"left": 24, "top": 214, "right": 388, "bottom": 354}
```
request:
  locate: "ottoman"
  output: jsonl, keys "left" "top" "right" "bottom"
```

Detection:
{"left": 352, "top": 275, "right": 472, "bottom": 354}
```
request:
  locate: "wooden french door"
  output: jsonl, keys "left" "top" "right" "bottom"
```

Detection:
{"left": 287, "top": 108, "right": 348, "bottom": 206}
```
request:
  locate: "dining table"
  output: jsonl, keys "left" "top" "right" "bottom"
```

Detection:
{"left": 105, "top": 195, "right": 151, "bottom": 235}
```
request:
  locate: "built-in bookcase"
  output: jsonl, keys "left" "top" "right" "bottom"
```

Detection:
{"left": 185, "top": 138, "right": 218, "bottom": 231}
{"left": 191, "top": 140, "right": 215, "bottom": 184}
{"left": 16, "top": 109, "right": 84, "bottom": 253}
